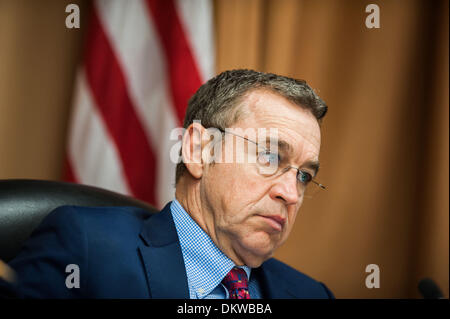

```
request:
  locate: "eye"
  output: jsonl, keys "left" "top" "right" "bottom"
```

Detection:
{"left": 257, "top": 151, "right": 280, "bottom": 166}
{"left": 297, "top": 171, "right": 312, "bottom": 184}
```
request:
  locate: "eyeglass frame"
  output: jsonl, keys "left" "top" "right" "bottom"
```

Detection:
{"left": 212, "top": 127, "right": 326, "bottom": 192}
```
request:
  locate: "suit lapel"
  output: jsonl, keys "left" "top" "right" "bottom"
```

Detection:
{"left": 138, "top": 202, "right": 189, "bottom": 299}
{"left": 137, "top": 202, "right": 299, "bottom": 299}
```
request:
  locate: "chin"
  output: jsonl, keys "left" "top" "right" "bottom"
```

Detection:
{"left": 238, "top": 232, "right": 279, "bottom": 266}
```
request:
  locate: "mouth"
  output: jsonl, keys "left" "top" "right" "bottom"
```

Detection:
{"left": 256, "top": 214, "right": 286, "bottom": 232}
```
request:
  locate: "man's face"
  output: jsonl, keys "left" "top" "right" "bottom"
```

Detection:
{"left": 200, "top": 89, "right": 322, "bottom": 267}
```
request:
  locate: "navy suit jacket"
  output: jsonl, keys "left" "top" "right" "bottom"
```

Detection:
{"left": 0, "top": 203, "right": 334, "bottom": 299}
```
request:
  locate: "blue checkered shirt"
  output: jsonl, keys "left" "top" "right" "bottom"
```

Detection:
{"left": 170, "top": 199, "right": 263, "bottom": 299}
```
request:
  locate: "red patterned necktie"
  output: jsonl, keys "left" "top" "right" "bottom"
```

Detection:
{"left": 221, "top": 267, "right": 251, "bottom": 299}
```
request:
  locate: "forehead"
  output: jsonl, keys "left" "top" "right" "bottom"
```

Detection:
{"left": 234, "top": 89, "right": 321, "bottom": 158}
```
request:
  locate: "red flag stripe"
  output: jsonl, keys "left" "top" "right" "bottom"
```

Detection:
{"left": 145, "top": 0, "right": 203, "bottom": 125}
{"left": 84, "top": 8, "right": 157, "bottom": 205}
{"left": 63, "top": 156, "right": 78, "bottom": 183}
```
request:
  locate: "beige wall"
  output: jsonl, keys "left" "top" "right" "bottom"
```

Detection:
{"left": 0, "top": 0, "right": 89, "bottom": 180}
{"left": 214, "top": 0, "right": 449, "bottom": 298}
{"left": 0, "top": 0, "right": 448, "bottom": 298}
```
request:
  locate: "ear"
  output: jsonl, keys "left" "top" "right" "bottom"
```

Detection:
{"left": 181, "top": 122, "right": 206, "bottom": 179}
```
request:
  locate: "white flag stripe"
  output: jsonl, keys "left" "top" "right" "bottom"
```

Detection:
{"left": 96, "top": 0, "right": 177, "bottom": 144}
{"left": 175, "top": 0, "right": 215, "bottom": 81}
{"left": 155, "top": 111, "right": 180, "bottom": 206}
{"left": 96, "top": 0, "right": 180, "bottom": 206}
{"left": 66, "top": 0, "right": 214, "bottom": 207}
{"left": 68, "top": 70, "right": 132, "bottom": 195}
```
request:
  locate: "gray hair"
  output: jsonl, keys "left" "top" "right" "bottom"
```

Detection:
{"left": 175, "top": 69, "right": 328, "bottom": 183}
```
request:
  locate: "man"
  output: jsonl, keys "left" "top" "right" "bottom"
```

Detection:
{"left": 0, "top": 69, "right": 334, "bottom": 299}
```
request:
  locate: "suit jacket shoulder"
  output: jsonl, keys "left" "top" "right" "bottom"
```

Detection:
{"left": 1, "top": 204, "right": 334, "bottom": 299}
{"left": 3, "top": 205, "right": 154, "bottom": 298}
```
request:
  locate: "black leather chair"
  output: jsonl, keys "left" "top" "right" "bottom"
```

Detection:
{"left": 0, "top": 179, "right": 158, "bottom": 262}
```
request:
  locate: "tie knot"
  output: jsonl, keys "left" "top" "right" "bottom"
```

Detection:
{"left": 221, "top": 267, "right": 250, "bottom": 299}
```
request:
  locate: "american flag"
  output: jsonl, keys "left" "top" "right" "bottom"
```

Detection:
{"left": 64, "top": 0, "right": 214, "bottom": 208}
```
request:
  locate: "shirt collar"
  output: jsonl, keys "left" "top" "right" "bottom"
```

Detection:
{"left": 170, "top": 199, "right": 251, "bottom": 299}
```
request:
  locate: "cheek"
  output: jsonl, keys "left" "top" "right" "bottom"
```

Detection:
{"left": 284, "top": 208, "right": 299, "bottom": 235}
{"left": 221, "top": 163, "right": 259, "bottom": 194}
{"left": 203, "top": 165, "right": 241, "bottom": 217}
{"left": 207, "top": 165, "right": 266, "bottom": 224}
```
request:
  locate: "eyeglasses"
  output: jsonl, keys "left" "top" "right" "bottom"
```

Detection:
{"left": 214, "top": 127, "right": 326, "bottom": 197}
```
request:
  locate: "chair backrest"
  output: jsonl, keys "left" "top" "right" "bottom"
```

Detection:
{"left": 0, "top": 179, "right": 158, "bottom": 262}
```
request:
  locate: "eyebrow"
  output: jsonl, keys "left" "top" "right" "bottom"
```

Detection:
{"left": 222, "top": 129, "right": 319, "bottom": 175}
{"left": 264, "top": 136, "right": 293, "bottom": 154}
{"left": 265, "top": 137, "right": 320, "bottom": 175}
{"left": 301, "top": 160, "right": 320, "bottom": 177}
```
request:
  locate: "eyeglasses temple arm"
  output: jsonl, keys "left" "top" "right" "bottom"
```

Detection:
{"left": 312, "top": 180, "right": 326, "bottom": 189}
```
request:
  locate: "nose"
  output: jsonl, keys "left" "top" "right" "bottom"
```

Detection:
{"left": 269, "top": 168, "right": 299, "bottom": 205}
